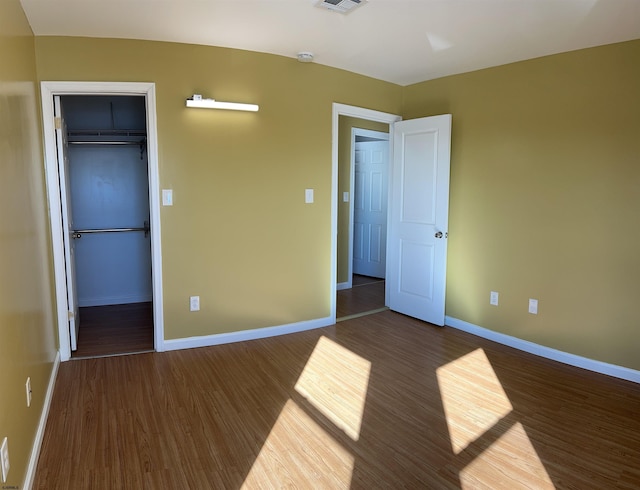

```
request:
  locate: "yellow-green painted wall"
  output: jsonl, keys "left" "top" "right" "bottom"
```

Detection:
{"left": 2, "top": 9, "right": 639, "bottom": 482}
{"left": 337, "top": 116, "right": 389, "bottom": 284}
{"left": 0, "top": 1, "right": 58, "bottom": 487}
{"left": 403, "top": 39, "right": 640, "bottom": 370}
{"left": 34, "top": 37, "right": 403, "bottom": 340}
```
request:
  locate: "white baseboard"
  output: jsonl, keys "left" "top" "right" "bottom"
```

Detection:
{"left": 336, "top": 282, "right": 350, "bottom": 291}
{"left": 78, "top": 293, "right": 153, "bottom": 307}
{"left": 23, "top": 351, "right": 61, "bottom": 490}
{"left": 445, "top": 316, "right": 640, "bottom": 384}
{"left": 163, "top": 315, "right": 334, "bottom": 352}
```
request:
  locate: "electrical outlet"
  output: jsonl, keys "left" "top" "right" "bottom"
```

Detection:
{"left": 529, "top": 298, "right": 538, "bottom": 314}
{"left": 26, "top": 377, "right": 32, "bottom": 407}
{"left": 190, "top": 296, "right": 200, "bottom": 312}
{"left": 490, "top": 291, "right": 499, "bottom": 306}
{"left": 1, "top": 437, "right": 9, "bottom": 483}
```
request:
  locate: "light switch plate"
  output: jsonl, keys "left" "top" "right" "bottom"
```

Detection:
{"left": 162, "top": 189, "right": 173, "bottom": 206}
{"left": 528, "top": 298, "right": 538, "bottom": 314}
{"left": 343, "top": 191, "right": 349, "bottom": 202}
{"left": 305, "top": 188, "right": 314, "bottom": 204}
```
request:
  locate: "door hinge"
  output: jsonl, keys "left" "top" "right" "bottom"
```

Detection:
{"left": 68, "top": 310, "right": 74, "bottom": 320}
{"left": 54, "top": 117, "right": 62, "bottom": 130}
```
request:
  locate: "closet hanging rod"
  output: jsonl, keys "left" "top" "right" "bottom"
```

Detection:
{"left": 71, "top": 221, "right": 151, "bottom": 238}
{"left": 72, "top": 222, "right": 150, "bottom": 239}
{"left": 73, "top": 227, "right": 148, "bottom": 234}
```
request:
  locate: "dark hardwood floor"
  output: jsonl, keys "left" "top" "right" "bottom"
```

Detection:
{"left": 351, "top": 274, "right": 383, "bottom": 287}
{"left": 337, "top": 274, "right": 386, "bottom": 319}
{"left": 72, "top": 302, "right": 154, "bottom": 359}
{"left": 34, "top": 311, "right": 640, "bottom": 489}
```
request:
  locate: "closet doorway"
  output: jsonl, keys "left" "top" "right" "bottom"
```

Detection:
{"left": 41, "top": 82, "right": 164, "bottom": 361}
{"left": 62, "top": 95, "right": 153, "bottom": 358}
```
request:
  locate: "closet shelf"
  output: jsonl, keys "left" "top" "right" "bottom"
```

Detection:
{"left": 67, "top": 129, "right": 146, "bottom": 138}
{"left": 68, "top": 140, "right": 144, "bottom": 146}
{"left": 66, "top": 129, "right": 147, "bottom": 158}
{"left": 67, "top": 129, "right": 145, "bottom": 142}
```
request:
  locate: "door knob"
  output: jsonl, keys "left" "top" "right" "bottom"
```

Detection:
{"left": 435, "top": 231, "right": 443, "bottom": 238}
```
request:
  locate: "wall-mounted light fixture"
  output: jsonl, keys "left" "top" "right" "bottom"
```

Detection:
{"left": 186, "top": 94, "right": 259, "bottom": 112}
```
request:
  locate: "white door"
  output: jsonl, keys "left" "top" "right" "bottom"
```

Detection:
{"left": 387, "top": 115, "right": 452, "bottom": 326}
{"left": 54, "top": 96, "right": 80, "bottom": 350}
{"left": 353, "top": 139, "right": 388, "bottom": 278}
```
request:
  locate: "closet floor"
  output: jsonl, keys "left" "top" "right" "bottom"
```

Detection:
{"left": 72, "top": 302, "right": 154, "bottom": 359}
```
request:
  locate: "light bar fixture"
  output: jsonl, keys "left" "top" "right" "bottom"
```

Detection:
{"left": 186, "top": 94, "right": 259, "bottom": 112}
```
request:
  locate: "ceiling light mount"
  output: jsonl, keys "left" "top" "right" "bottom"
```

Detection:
{"left": 297, "top": 52, "right": 314, "bottom": 63}
{"left": 186, "top": 94, "right": 259, "bottom": 112}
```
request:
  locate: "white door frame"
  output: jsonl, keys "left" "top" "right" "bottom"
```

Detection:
{"left": 347, "top": 128, "right": 390, "bottom": 288}
{"left": 331, "top": 103, "right": 401, "bottom": 321}
{"left": 41, "top": 81, "right": 165, "bottom": 361}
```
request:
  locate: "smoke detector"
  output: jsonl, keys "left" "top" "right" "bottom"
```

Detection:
{"left": 297, "top": 52, "right": 314, "bottom": 63}
{"left": 315, "top": 0, "right": 367, "bottom": 15}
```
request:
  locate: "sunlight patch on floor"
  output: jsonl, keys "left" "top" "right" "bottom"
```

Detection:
{"left": 241, "top": 399, "right": 354, "bottom": 489}
{"left": 437, "top": 348, "right": 554, "bottom": 488}
{"left": 295, "top": 336, "right": 371, "bottom": 441}
{"left": 459, "top": 422, "right": 554, "bottom": 489}
{"left": 436, "top": 348, "right": 513, "bottom": 454}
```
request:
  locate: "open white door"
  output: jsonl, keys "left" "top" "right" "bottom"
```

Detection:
{"left": 54, "top": 96, "right": 80, "bottom": 350}
{"left": 387, "top": 115, "right": 452, "bottom": 326}
{"left": 353, "top": 139, "right": 389, "bottom": 279}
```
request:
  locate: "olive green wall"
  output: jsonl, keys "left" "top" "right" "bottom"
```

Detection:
{"left": 27, "top": 31, "right": 640, "bottom": 369}
{"left": 403, "top": 39, "right": 640, "bottom": 370}
{"left": 0, "top": 1, "right": 58, "bottom": 487}
{"left": 337, "top": 116, "right": 389, "bottom": 285}
{"left": 4, "top": 13, "right": 639, "bottom": 484}
{"left": 34, "top": 37, "right": 403, "bottom": 340}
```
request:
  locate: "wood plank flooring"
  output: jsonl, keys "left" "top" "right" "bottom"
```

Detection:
{"left": 72, "top": 302, "right": 154, "bottom": 358}
{"left": 337, "top": 275, "right": 386, "bottom": 319}
{"left": 34, "top": 311, "right": 640, "bottom": 489}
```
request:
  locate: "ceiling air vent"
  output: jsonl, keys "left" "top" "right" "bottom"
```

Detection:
{"left": 315, "top": 0, "right": 367, "bottom": 15}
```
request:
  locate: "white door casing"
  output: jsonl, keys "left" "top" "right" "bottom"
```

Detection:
{"left": 41, "top": 81, "right": 164, "bottom": 361}
{"left": 331, "top": 103, "right": 402, "bottom": 322}
{"left": 387, "top": 115, "right": 452, "bottom": 326}
{"left": 353, "top": 138, "right": 389, "bottom": 278}
{"left": 53, "top": 96, "right": 80, "bottom": 350}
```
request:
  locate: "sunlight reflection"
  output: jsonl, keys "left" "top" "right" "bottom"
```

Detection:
{"left": 436, "top": 348, "right": 513, "bottom": 454}
{"left": 460, "top": 422, "right": 554, "bottom": 489}
{"left": 295, "top": 336, "right": 371, "bottom": 441}
{"left": 241, "top": 399, "right": 354, "bottom": 489}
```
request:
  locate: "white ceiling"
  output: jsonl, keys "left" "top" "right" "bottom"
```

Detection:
{"left": 20, "top": 0, "right": 640, "bottom": 86}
